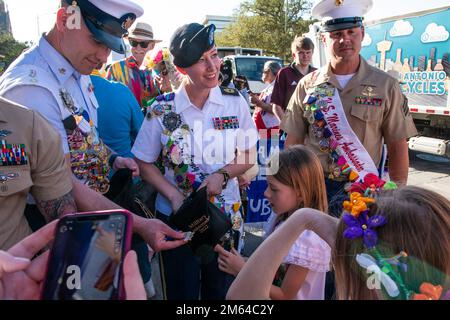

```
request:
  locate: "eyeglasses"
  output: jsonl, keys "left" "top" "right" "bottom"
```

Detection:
{"left": 129, "top": 40, "right": 152, "bottom": 48}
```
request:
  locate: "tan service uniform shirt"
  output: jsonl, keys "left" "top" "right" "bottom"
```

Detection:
{"left": 0, "top": 97, "right": 73, "bottom": 250}
{"left": 281, "top": 57, "right": 418, "bottom": 174}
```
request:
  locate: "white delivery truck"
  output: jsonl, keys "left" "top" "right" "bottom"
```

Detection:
{"left": 305, "top": 6, "right": 450, "bottom": 157}
{"left": 217, "top": 47, "right": 263, "bottom": 59}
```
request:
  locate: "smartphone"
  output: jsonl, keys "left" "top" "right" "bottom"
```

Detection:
{"left": 41, "top": 210, "right": 133, "bottom": 300}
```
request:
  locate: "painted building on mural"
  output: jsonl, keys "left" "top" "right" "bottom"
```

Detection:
{"left": 361, "top": 6, "right": 449, "bottom": 112}
{"left": 360, "top": 6, "right": 450, "bottom": 157}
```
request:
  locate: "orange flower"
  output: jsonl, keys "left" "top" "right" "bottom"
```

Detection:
{"left": 413, "top": 283, "right": 443, "bottom": 300}
{"left": 343, "top": 192, "right": 376, "bottom": 217}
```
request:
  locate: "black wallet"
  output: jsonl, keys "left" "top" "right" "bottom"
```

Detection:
{"left": 169, "top": 187, "right": 232, "bottom": 256}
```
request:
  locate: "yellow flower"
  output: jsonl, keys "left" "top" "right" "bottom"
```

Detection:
{"left": 163, "top": 49, "right": 170, "bottom": 61}
{"left": 147, "top": 60, "right": 155, "bottom": 70}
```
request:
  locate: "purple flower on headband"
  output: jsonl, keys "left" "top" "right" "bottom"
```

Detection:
{"left": 443, "top": 290, "right": 450, "bottom": 300}
{"left": 343, "top": 211, "right": 387, "bottom": 249}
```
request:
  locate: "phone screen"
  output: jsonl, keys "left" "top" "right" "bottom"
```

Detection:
{"left": 42, "top": 212, "right": 131, "bottom": 300}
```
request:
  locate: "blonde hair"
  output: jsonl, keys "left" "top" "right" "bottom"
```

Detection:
{"left": 291, "top": 36, "right": 315, "bottom": 53}
{"left": 333, "top": 186, "right": 450, "bottom": 300}
{"left": 269, "top": 145, "right": 328, "bottom": 214}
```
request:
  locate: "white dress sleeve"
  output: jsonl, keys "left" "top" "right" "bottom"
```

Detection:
{"left": 131, "top": 114, "right": 163, "bottom": 163}
{"left": 283, "top": 230, "right": 331, "bottom": 273}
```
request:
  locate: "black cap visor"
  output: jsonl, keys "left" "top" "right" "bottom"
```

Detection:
{"left": 322, "top": 17, "right": 364, "bottom": 32}
{"left": 84, "top": 16, "right": 126, "bottom": 53}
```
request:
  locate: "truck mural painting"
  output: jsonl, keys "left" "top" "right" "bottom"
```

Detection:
{"left": 307, "top": 6, "right": 450, "bottom": 157}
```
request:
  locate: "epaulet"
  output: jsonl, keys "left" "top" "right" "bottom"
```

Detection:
{"left": 220, "top": 86, "right": 240, "bottom": 96}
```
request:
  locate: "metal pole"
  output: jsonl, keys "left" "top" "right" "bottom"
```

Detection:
{"left": 37, "top": 14, "right": 40, "bottom": 38}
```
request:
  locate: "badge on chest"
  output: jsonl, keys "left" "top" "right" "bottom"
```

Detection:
{"left": 1, "top": 140, "right": 28, "bottom": 166}
{"left": 355, "top": 86, "right": 383, "bottom": 107}
{"left": 213, "top": 116, "right": 240, "bottom": 130}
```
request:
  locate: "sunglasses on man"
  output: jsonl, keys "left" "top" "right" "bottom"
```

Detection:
{"left": 129, "top": 40, "right": 152, "bottom": 48}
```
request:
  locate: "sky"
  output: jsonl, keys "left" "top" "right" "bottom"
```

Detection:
{"left": 5, "top": 0, "right": 242, "bottom": 46}
{"left": 5, "top": 0, "right": 450, "bottom": 46}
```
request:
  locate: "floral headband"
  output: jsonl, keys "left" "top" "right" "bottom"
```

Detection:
{"left": 144, "top": 48, "right": 172, "bottom": 70}
{"left": 342, "top": 173, "right": 448, "bottom": 300}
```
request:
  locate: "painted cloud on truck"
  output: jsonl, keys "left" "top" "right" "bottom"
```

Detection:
{"left": 390, "top": 20, "right": 414, "bottom": 37}
{"left": 421, "top": 23, "right": 449, "bottom": 43}
{"left": 362, "top": 33, "right": 372, "bottom": 47}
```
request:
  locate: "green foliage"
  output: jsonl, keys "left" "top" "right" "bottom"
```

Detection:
{"left": 216, "top": 0, "right": 315, "bottom": 62}
{"left": 0, "top": 34, "right": 30, "bottom": 73}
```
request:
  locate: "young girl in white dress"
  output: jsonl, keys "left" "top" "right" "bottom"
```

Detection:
{"left": 216, "top": 145, "right": 331, "bottom": 300}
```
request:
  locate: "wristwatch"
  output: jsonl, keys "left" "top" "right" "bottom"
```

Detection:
{"left": 215, "top": 168, "right": 230, "bottom": 189}
{"left": 108, "top": 154, "right": 118, "bottom": 169}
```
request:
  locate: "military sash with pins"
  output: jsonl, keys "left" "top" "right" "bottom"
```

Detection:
{"left": 304, "top": 83, "right": 379, "bottom": 183}
{"left": 60, "top": 89, "right": 111, "bottom": 194}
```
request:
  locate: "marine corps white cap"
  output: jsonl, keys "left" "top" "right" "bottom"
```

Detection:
{"left": 66, "top": 0, "right": 144, "bottom": 53}
{"left": 312, "top": 0, "right": 373, "bottom": 32}
{"left": 87, "top": 0, "right": 144, "bottom": 20}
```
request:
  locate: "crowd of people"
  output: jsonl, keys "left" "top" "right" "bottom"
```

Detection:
{"left": 0, "top": 0, "right": 448, "bottom": 301}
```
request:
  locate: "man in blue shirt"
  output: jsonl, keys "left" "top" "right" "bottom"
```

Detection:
{"left": 92, "top": 75, "right": 143, "bottom": 158}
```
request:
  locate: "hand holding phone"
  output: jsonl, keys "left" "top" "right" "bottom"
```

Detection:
{"left": 0, "top": 218, "right": 146, "bottom": 300}
{"left": 41, "top": 211, "right": 133, "bottom": 300}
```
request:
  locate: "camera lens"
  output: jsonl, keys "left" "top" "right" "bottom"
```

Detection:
{"left": 60, "top": 225, "right": 68, "bottom": 233}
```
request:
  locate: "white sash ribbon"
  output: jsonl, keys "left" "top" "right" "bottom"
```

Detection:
{"left": 320, "top": 89, "right": 379, "bottom": 178}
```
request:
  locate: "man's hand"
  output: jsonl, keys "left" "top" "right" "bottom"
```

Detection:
{"left": 133, "top": 216, "right": 187, "bottom": 252}
{"left": 386, "top": 139, "right": 409, "bottom": 186}
{"left": 199, "top": 173, "right": 224, "bottom": 197}
{"left": 113, "top": 157, "right": 140, "bottom": 177}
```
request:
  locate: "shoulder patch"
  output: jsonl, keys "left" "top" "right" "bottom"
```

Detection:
{"left": 402, "top": 95, "right": 410, "bottom": 118}
{"left": 220, "top": 86, "right": 240, "bottom": 96}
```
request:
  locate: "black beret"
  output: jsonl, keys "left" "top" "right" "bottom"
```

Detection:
{"left": 170, "top": 23, "right": 216, "bottom": 68}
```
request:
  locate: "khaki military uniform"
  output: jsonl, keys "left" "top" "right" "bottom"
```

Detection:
{"left": 281, "top": 57, "right": 418, "bottom": 174}
{"left": 0, "top": 98, "right": 72, "bottom": 250}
